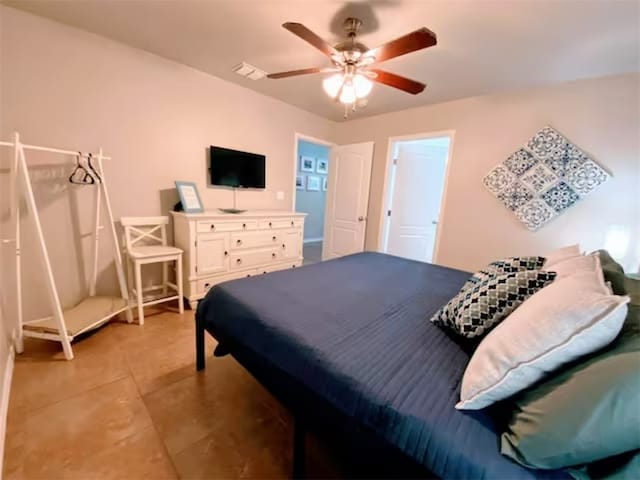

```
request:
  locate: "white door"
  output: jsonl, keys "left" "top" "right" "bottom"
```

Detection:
{"left": 385, "top": 141, "right": 448, "bottom": 263}
{"left": 322, "top": 142, "right": 374, "bottom": 260}
{"left": 197, "top": 233, "right": 229, "bottom": 275}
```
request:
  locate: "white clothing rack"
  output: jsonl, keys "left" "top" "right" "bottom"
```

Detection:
{"left": 1, "top": 132, "right": 132, "bottom": 360}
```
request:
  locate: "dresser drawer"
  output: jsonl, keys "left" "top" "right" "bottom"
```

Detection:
{"left": 258, "top": 218, "right": 298, "bottom": 230}
{"left": 230, "top": 230, "right": 280, "bottom": 251}
{"left": 229, "top": 249, "right": 280, "bottom": 270}
{"left": 258, "top": 262, "right": 300, "bottom": 275}
{"left": 197, "top": 270, "right": 258, "bottom": 294}
{"left": 197, "top": 219, "right": 257, "bottom": 233}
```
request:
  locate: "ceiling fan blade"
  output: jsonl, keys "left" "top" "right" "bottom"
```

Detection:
{"left": 370, "top": 69, "right": 426, "bottom": 94}
{"left": 282, "top": 22, "right": 338, "bottom": 58}
{"left": 267, "top": 67, "right": 336, "bottom": 79}
{"left": 365, "top": 28, "right": 437, "bottom": 64}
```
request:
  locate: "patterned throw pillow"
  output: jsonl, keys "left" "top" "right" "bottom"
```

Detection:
{"left": 431, "top": 256, "right": 546, "bottom": 327}
{"left": 462, "top": 256, "right": 546, "bottom": 290}
{"left": 432, "top": 270, "right": 556, "bottom": 338}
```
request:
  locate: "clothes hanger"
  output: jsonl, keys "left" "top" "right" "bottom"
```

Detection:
{"left": 68, "top": 152, "right": 95, "bottom": 185}
{"left": 86, "top": 153, "right": 102, "bottom": 183}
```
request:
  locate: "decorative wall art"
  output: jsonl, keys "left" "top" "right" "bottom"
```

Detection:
{"left": 300, "top": 156, "right": 316, "bottom": 173}
{"left": 306, "top": 175, "right": 321, "bottom": 191}
{"left": 483, "top": 126, "right": 610, "bottom": 231}
{"left": 316, "top": 158, "right": 328, "bottom": 174}
{"left": 296, "top": 175, "right": 305, "bottom": 191}
{"left": 322, "top": 177, "right": 328, "bottom": 191}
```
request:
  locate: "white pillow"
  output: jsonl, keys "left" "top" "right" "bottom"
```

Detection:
{"left": 457, "top": 269, "right": 629, "bottom": 410}
{"left": 543, "top": 244, "right": 581, "bottom": 267}
{"left": 542, "top": 251, "right": 601, "bottom": 279}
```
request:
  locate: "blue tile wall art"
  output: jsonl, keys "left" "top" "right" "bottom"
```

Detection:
{"left": 483, "top": 126, "right": 610, "bottom": 231}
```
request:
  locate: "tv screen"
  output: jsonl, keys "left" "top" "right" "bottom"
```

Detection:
{"left": 210, "top": 146, "right": 265, "bottom": 189}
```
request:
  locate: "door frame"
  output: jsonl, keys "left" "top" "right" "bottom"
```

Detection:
{"left": 378, "top": 130, "right": 456, "bottom": 263}
{"left": 292, "top": 133, "right": 335, "bottom": 211}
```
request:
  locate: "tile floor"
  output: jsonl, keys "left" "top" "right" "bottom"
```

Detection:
{"left": 3, "top": 306, "right": 347, "bottom": 479}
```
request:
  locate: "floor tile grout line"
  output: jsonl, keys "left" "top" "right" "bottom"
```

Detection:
{"left": 8, "top": 370, "right": 131, "bottom": 418}
{"left": 123, "top": 324, "right": 196, "bottom": 479}
{"left": 6, "top": 373, "right": 155, "bottom": 479}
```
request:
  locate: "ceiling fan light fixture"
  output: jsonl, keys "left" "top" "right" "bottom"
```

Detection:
{"left": 339, "top": 81, "right": 357, "bottom": 104}
{"left": 323, "top": 72, "right": 372, "bottom": 104}
{"left": 322, "top": 73, "right": 344, "bottom": 99}
{"left": 353, "top": 74, "right": 373, "bottom": 98}
{"left": 269, "top": 18, "right": 435, "bottom": 117}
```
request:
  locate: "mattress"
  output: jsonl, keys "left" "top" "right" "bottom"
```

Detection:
{"left": 197, "top": 252, "right": 567, "bottom": 479}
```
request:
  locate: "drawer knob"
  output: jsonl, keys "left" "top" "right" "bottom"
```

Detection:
{"left": 246, "top": 274, "right": 251, "bottom": 278}
{"left": 224, "top": 251, "right": 228, "bottom": 256}
{"left": 269, "top": 222, "right": 272, "bottom": 227}
{"left": 210, "top": 224, "right": 215, "bottom": 230}
{"left": 242, "top": 223, "right": 246, "bottom": 229}
{"left": 290, "top": 221, "right": 294, "bottom": 226}
{"left": 236, "top": 258, "right": 242, "bottom": 264}
{"left": 272, "top": 253, "right": 276, "bottom": 258}
{"left": 236, "top": 239, "right": 242, "bottom": 245}
{"left": 282, "top": 243, "right": 285, "bottom": 249}
{"left": 205, "top": 283, "right": 210, "bottom": 289}
{"left": 272, "top": 236, "right": 277, "bottom": 241}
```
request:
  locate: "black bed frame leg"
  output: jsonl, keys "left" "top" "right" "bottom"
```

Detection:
{"left": 292, "top": 416, "right": 306, "bottom": 479}
{"left": 196, "top": 313, "right": 205, "bottom": 371}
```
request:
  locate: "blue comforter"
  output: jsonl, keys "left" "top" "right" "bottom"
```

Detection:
{"left": 198, "top": 252, "right": 566, "bottom": 479}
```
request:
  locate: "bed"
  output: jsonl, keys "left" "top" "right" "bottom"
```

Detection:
{"left": 196, "top": 252, "right": 568, "bottom": 479}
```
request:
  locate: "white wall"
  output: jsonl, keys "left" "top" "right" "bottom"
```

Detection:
{"left": 0, "top": 6, "right": 335, "bottom": 327}
{"left": 334, "top": 73, "right": 640, "bottom": 273}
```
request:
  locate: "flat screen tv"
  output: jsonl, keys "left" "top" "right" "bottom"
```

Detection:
{"left": 209, "top": 146, "right": 265, "bottom": 189}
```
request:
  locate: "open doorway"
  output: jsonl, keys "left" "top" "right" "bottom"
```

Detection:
{"left": 294, "top": 137, "right": 331, "bottom": 265}
{"left": 381, "top": 132, "right": 453, "bottom": 264}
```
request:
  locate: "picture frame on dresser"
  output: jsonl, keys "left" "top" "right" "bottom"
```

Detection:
{"left": 175, "top": 181, "right": 204, "bottom": 213}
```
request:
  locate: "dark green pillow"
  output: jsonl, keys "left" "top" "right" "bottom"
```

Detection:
{"left": 599, "top": 250, "right": 640, "bottom": 306}
{"left": 568, "top": 450, "right": 640, "bottom": 480}
{"left": 501, "top": 255, "right": 640, "bottom": 470}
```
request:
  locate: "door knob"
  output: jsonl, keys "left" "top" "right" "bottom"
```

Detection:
{"left": 432, "top": 220, "right": 439, "bottom": 225}
{"left": 358, "top": 216, "right": 365, "bottom": 222}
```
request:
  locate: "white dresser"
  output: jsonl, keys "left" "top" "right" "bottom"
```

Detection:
{"left": 171, "top": 210, "right": 306, "bottom": 309}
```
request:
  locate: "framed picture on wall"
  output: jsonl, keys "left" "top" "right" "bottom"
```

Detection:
{"left": 300, "top": 156, "right": 316, "bottom": 173}
{"left": 296, "top": 175, "right": 305, "bottom": 191}
{"left": 316, "top": 158, "right": 328, "bottom": 174}
{"left": 306, "top": 175, "right": 321, "bottom": 191}
{"left": 322, "top": 177, "right": 328, "bottom": 191}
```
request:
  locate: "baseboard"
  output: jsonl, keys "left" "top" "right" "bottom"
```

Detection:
{"left": 303, "top": 237, "right": 323, "bottom": 244}
{"left": 0, "top": 345, "right": 15, "bottom": 476}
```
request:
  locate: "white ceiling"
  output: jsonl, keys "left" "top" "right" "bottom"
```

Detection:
{"left": 4, "top": 0, "right": 640, "bottom": 121}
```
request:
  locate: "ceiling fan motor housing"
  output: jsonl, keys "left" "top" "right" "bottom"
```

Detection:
{"left": 335, "top": 17, "right": 369, "bottom": 63}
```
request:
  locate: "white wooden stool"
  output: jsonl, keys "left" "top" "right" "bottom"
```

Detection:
{"left": 121, "top": 216, "right": 184, "bottom": 325}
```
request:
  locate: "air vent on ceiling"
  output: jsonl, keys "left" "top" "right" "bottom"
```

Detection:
{"left": 232, "top": 62, "right": 266, "bottom": 80}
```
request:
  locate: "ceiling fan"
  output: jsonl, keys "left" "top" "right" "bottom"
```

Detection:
{"left": 267, "top": 18, "right": 437, "bottom": 117}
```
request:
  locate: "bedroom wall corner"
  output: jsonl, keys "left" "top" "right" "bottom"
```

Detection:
{"left": 0, "top": 5, "right": 337, "bottom": 321}
{"left": 332, "top": 73, "right": 640, "bottom": 273}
